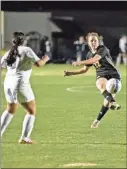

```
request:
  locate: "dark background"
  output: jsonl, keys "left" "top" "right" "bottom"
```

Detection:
{"left": 1, "top": 1, "right": 127, "bottom": 11}
{"left": 2, "top": 1, "right": 127, "bottom": 61}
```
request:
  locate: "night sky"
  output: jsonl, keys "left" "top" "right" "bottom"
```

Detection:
{"left": 1, "top": 1, "right": 127, "bottom": 11}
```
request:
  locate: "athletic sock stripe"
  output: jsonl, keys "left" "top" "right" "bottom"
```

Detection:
{"left": 114, "top": 79, "right": 119, "bottom": 93}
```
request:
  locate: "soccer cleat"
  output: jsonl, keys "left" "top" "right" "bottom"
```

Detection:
{"left": 110, "top": 102, "right": 121, "bottom": 110}
{"left": 18, "top": 137, "right": 36, "bottom": 144}
{"left": 91, "top": 119, "right": 100, "bottom": 128}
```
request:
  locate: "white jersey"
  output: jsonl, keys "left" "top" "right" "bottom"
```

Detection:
{"left": 1, "top": 46, "right": 40, "bottom": 82}
{"left": 1, "top": 46, "right": 40, "bottom": 103}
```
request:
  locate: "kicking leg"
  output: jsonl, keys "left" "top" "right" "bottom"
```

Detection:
{"left": 96, "top": 78, "right": 121, "bottom": 110}
{"left": 91, "top": 77, "right": 120, "bottom": 128}
{"left": 91, "top": 77, "right": 121, "bottom": 128}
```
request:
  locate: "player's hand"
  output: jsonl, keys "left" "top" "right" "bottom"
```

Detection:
{"left": 72, "top": 61, "right": 81, "bottom": 67}
{"left": 64, "top": 71, "right": 73, "bottom": 76}
{"left": 43, "top": 55, "right": 50, "bottom": 62}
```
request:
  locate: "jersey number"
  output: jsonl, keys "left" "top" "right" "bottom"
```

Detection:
{"left": 94, "top": 61, "right": 101, "bottom": 69}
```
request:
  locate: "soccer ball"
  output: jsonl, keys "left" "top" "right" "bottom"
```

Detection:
{"left": 106, "top": 78, "right": 122, "bottom": 94}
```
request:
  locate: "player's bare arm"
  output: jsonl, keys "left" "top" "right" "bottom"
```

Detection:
{"left": 64, "top": 66, "right": 89, "bottom": 76}
{"left": 72, "top": 54, "right": 101, "bottom": 66}
{"left": 35, "top": 55, "right": 49, "bottom": 67}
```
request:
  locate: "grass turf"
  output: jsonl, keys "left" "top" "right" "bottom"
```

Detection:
{"left": 1, "top": 64, "right": 126, "bottom": 168}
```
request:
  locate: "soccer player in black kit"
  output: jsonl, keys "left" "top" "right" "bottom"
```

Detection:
{"left": 64, "top": 32, "right": 122, "bottom": 128}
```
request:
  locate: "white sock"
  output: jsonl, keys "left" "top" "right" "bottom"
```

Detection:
{"left": 116, "top": 55, "right": 121, "bottom": 66}
{"left": 1, "top": 110, "right": 14, "bottom": 137}
{"left": 20, "top": 114, "right": 35, "bottom": 140}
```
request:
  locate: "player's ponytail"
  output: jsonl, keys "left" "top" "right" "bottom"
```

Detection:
{"left": 6, "top": 32, "right": 24, "bottom": 66}
{"left": 6, "top": 44, "right": 19, "bottom": 66}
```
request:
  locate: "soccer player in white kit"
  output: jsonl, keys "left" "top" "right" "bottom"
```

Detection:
{"left": 1, "top": 32, "right": 49, "bottom": 144}
{"left": 116, "top": 35, "right": 127, "bottom": 66}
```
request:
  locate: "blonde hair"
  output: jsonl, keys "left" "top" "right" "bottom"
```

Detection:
{"left": 86, "top": 32, "right": 99, "bottom": 42}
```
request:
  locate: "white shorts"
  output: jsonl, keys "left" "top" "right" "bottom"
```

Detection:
{"left": 4, "top": 76, "right": 35, "bottom": 104}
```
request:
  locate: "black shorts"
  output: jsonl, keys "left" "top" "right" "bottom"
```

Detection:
{"left": 96, "top": 74, "right": 120, "bottom": 81}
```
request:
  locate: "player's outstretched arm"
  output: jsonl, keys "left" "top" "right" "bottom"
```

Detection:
{"left": 35, "top": 55, "right": 49, "bottom": 67}
{"left": 72, "top": 54, "right": 101, "bottom": 66}
{"left": 64, "top": 66, "right": 89, "bottom": 77}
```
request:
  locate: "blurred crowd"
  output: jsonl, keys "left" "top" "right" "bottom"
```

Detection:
{"left": 116, "top": 34, "right": 127, "bottom": 66}
{"left": 1, "top": 32, "right": 127, "bottom": 66}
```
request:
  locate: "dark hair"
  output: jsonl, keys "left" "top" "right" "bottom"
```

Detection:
{"left": 6, "top": 31, "right": 24, "bottom": 66}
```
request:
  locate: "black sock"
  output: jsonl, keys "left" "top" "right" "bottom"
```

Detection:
{"left": 97, "top": 105, "right": 109, "bottom": 121}
{"left": 102, "top": 90, "right": 115, "bottom": 102}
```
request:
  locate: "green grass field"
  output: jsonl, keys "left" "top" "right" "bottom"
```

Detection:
{"left": 1, "top": 64, "right": 126, "bottom": 168}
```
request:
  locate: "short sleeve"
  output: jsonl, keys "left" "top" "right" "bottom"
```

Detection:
{"left": 96, "top": 46, "right": 108, "bottom": 58}
{"left": 1, "top": 51, "right": 9, "bottom": 68}
{"left": 26, "top": 47, "right": 40, "bottom": 63}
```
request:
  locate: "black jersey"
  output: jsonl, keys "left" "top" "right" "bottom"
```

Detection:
{"left": 86, "top": 45, "right": 121, "bottom": 79}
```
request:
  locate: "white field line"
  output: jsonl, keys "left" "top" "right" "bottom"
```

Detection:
{"left": 66, "top": 85, "right": 127, "bottom": 95}
{"left": 63, "top": 162, "right": 97, "bottom": 167}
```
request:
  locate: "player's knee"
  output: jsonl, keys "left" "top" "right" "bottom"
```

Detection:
{"left": 27, "top": 107, "right": 36, "bottom": 115}
{"left": 7, "top": 103, "right": 18, "bottom": 114}
{"left": 96, "top": 79, "right": 107, "bottom": 93}
{"left": 21, "top": 100, "right": 36, "bottom": 115}
{"left": 96, "top": 82, "right": 106, "bottom": 93}
{"left": 7, "top": 109, "right": 16, "bottom": 114}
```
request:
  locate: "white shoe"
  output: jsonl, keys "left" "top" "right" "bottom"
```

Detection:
{"left": 110, "top": 102, "right": 121, "bottom": 110}
{"left": 18, "top": 137, "right": 36, "bottom": 144}
{"left": 91, "top": 119, "right": 100, "bottom": 128}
